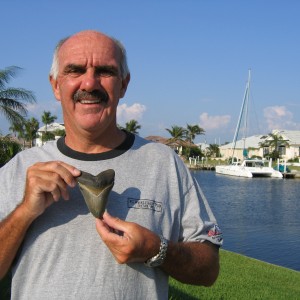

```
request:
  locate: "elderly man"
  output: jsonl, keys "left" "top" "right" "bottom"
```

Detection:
{"left": 0, "top": 30, "right": 222, "bottom": 299}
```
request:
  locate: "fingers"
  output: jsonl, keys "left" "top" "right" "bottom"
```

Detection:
{"left": 32, "top": 161, "right": 80, "bottom": 188}
{"left": 22, "top": 161, "right": 80, "bottom": 218}
{"left": 96, "top": 213, "right": 161, "bottom": 264}
{"left": 95, "top": 218, "right": 111, "bottom": 236}
{"left": 101, "top": 212, "right": 128, "bottom": 232}
{"left": 29, "top": 161, "right": 80, "bottom": 197}
{"left": 95, "top": 217, "right": 124, "bottom": 241}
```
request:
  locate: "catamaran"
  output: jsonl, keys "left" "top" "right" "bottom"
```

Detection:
{"left": 215, "top": 70, "right": 283, "bottom": 178}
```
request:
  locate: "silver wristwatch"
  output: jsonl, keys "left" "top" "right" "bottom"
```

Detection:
{"left": 145, "top": 235, "right": 168, "bottom": 267}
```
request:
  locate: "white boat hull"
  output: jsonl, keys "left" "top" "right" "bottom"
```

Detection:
{"left": 215, "top": 165, "right": 253, "bottom": 178}
{"left": 216, "top": 162, "right": 283, "bottom": 178}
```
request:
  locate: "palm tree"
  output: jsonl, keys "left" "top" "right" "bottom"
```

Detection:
{"left": 207, "top": 144, "right": 220, "bottom": 158}
{"left": 165, "top": 125, "right": 187, "bottom": 142}
{"left": 0, "top": 66, "right": 36, "bottom": 126}
{"left": 41, "top": 111, "right": 57, "bottom": 132}
{"left": 165, "top": 125, "right": 200, "bottom": 157}
{"left": 124, "top": 119, "right": 141, "bottom": 134}
{"left": 186, "top": 124, "right": 205, "bottom": 144}
{"left": 9, "top": 121, "right": 25, "bottom": 139}
{"left": 259, "top": 133, "right": 290, "bottom": 159}
{"left": 24, "top": 117, "right": 39, "bottom": 148}
{"left": 0, "top": 135, "right": 22, "bottom": 166}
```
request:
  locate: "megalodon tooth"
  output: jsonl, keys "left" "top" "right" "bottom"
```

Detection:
{"left": 77, "top": 169, "right": 115, "bottom": 219}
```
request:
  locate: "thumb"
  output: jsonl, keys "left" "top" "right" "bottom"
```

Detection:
{"left": 102, "top": 212, "right": 128, "bottom": 232}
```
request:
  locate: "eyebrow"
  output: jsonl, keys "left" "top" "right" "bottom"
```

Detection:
{"left": 63, "top": 64, "right": 85, "bottom": 74}
{"left": 63, "top": 64, "right": 119, "bottom": 75}
{"left": 95, "top": 65, "right": 119, "bottom": 75}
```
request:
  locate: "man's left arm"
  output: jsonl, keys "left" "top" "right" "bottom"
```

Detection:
{"left": 162, "top": 240, "right": 219, "bottom": 286}
{"left": 96, "top": 212, "right": 220, "bottom": 286}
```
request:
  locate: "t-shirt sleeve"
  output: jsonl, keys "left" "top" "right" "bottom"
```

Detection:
{"left": 179, "top": 168, "right": 223, "bottom": 247}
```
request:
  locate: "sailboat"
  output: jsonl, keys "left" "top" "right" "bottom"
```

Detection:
{"left": 215, "top": 70, "right": 283, "bottom": 178}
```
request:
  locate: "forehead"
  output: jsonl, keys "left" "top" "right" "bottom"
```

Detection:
{"left": 58, "top": 32, "right": 121, "bottom": 68}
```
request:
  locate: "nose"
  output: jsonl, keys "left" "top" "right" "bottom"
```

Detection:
{"left": 80, "top": 69, "right": 102, "bottom": 92}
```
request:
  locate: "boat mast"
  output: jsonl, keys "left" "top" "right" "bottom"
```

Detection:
{"left": 231, "top": 69, "right": 251, "bottom": 162}
{"left": 243, "top": 70, "right": 251, "bottom": 158}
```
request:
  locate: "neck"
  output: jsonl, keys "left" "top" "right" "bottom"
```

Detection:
{"left": 64, "top": 128, "right": 127, "bottom": 154}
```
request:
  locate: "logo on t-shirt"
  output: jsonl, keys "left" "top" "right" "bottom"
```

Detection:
{"left": 127, "top": 198, "right": 162, "bottom": 212}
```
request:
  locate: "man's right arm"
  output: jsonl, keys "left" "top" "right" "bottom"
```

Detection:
{"left": 0, "top": 161, "right": 80, "bottom": 279}
{"left": 0, "top": 203, "right": 36, "bottom": 279}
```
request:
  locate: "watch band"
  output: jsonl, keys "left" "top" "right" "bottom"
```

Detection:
{"left": 144, "top": 235, "right": 168, "bottom": 267}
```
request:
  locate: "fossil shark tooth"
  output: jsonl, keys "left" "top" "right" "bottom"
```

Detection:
{"left": 77, "top": 169, "right": 115, "bottom": 218}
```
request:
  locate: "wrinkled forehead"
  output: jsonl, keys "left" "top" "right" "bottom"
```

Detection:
{"left": 58, "top": 31, "right": 122, "bottom": 69}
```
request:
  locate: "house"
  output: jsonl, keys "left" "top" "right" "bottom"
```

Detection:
{"left": 35, "top": 122, "right": 65, "bottom": 147}
{"left": 145, "top": 135, "right": 198, "bottom": 156}
{"left": 219, "top": 130, "right": 300, "bottom": 161}
{"left": 269, "top": 130, "right": 300, "bottom": 160}
{"left": 196, "top": 142, "right": 210, "bottom": 156}
{"left": 219, "top": 135, "right": 265, "bottom": 161}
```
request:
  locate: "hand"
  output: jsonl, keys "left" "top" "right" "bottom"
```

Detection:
{"left": 21, "top": 161, "right": 81, "bottom": 219}
{"left": 95, "top": 212, "right": 161, "bottom": 264}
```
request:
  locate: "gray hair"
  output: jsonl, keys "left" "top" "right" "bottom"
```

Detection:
{"left": 49, "top": 33, "right": 130, "bottom": 80}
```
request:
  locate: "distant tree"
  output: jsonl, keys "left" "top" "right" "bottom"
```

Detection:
{"left": 165, "top": 125, "right": 187, "bottom": 142}
{"left": 9, "top": 121, "right": 25, "bottom": 139}
{"left": 41, "top": 111, "right": 57, "bottom": 133}
{"left": 24, "top": 117, "right": 39, "bottom": 148}
{"left": 165, "top": 125, "right": 188, "bottom": 156}
{"left": 183, "top": 145, "right": 203, "bottom": 158}
{"left": 0, "top": 135, "right": 22, "bottom": 166}
{"left": 124, "top": 119, "right": 141, "bottom": 134}
{"left": 186, "top": 124, "right": 205, "bottom": 144}
{"left": 0, "top": 66, "right": 36, "bottom": 126}
{"left": 52, "top": 129, "right": 66, "bottom": 137}
{"left": 42, "top": 131, "right": 55, "bottom": 143}
{"left": 259, "top": 133, "right": 290, "bottom": 159}
{"left": 207, "top": 144, "right": 220, "bottom": 158}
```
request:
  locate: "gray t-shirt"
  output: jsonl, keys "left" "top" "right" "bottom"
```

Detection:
{"left": 0, "top": 133, "right": 222, "bottom": 300}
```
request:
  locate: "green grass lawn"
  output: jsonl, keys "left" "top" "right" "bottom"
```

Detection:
{"left": 169, "top": 250, "right": 300, "bottom": 299}
{"left": 1, "top": 250, "right": 300, "bottom": 299}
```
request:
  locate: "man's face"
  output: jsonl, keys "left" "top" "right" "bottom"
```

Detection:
{"left": 50, "top": 31, "right": 129, "bottom": 137}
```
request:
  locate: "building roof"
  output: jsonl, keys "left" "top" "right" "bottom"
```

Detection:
{"left": 220, "top": 135, "right": 265, "bottom": 150}
{"left": 145, "top": 135, "right": 169, "bottom": 144}
{"left": 272, "top": 130, "right": 300, "bottom": 145}
{"left": 38, "top": 122, "right": 65, "bottom": 133}
{"left": 145, "top": 135, "right": 197, "bottom": 148}
{"left": 220, "top": 130, "right": 300, "bottom": 150}
{"left": 196, "top": 142, "right": 210, "bottom": 150}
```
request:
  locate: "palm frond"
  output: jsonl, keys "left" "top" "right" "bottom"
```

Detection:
{"left": 0, "top": 105, "right": 26, "bottom": 125}
{"left": 0, "top": 88, "right": 36, "bottom": 103}
{"left": 0, "top": 98, "right": 28, "bottom": 115}
{"left": 0, "top": 66, "right": 22, "bottom": 89}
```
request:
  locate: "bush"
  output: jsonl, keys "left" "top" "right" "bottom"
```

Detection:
{"left": 0, "top": 136, "right": 21, "bottom": 166}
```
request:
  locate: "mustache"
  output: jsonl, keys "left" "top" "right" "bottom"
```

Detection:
{"left": 73, "top": 90, "right": 109, "bottom": 104}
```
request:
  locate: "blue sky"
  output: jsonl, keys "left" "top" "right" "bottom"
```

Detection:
{"left": 1, "top": 0, "right": 300, "bottom": 144}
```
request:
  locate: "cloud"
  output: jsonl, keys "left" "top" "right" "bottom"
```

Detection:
{"left": 117, "top": 103, "right": 146, "bottom": 124}
{"left": 26, "top": 101, "right": 147, "bottom": 126}
{"left": 199, "top": 112, "right": 231, "bottom": 130}
{"left": 25, "top": 101, "right": 63, "bottom": 122}
{"left": 263, "top": 106, "right": 300, "bottom": 131}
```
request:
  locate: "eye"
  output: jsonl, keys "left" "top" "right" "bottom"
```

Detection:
{"left": 95, "top": 66, "right": 119, "bottom": 78}
{"left": 64, "top": 64, "right": 85, "bottom": 76}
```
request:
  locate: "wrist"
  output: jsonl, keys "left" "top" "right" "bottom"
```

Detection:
{"left": 144, "top": 235, "right": 168, "bottom": 267}
{"left": 18, "top": 200, "right": 39, "bottom": 222}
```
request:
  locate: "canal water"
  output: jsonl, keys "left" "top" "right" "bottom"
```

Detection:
{"left": 191, "top": 170, "right": 300, "bottom": 272}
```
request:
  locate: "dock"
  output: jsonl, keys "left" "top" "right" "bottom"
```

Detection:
{"left": 188, "top": 164, "right": 215, "bottom": 170}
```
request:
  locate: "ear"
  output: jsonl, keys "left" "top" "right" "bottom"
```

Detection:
{"left": 119, "top": 73, "right": 130, "bottom": 99}
{"left": 49, "top": 75, "right": 61, "bottom": 101}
